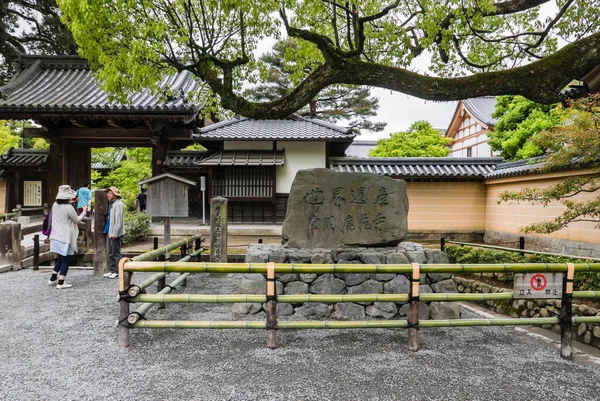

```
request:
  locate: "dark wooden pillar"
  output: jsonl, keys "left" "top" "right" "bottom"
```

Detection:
{"left": 93, "top": 189, "right": 108, "bottom": 275}
{"left": 66, "top": 141, "right": 91, "bottom": 189}
{"left": 151, "top": 134, "right": 168, "bottom": 177}
{"left": 48, "top": 135, "right": 63, "bottom": 202}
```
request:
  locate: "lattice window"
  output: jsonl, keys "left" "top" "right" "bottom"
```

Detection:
{"left": 212, "top": 167, "right": 274, "bottom": 199}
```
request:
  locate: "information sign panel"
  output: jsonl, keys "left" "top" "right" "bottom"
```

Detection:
{"left": 23, "top": 181, "right": 42, "bottom": 207}
{"left": 513, "top": 273, "right": 563, "bottom": 299}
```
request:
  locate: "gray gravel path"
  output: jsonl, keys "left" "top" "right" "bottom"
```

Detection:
{"left": 1, "top": 269, "right": 599, "bottom": 401}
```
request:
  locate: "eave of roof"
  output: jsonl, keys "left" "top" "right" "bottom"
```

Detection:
{"left": 0, "top": 148, "right": 49, "bottom": 167}
{"left": 195, "top": 117, "right": 355, "bottom": 141}
{"left": 0, "top": 55, "right": 201, "bottom": 116}
{"left": 197, "top": 150, "right": 285, "bottom": 166}
{"left": 330, "top": 157, "right": 502, "bottom": 180}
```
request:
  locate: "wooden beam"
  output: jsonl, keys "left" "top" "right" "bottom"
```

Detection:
{"left": 107, "top": 119, "right": 126, "bottom": 129}
{"left": 70, "top": 118, "right": 90, "bottom": 129}
{"left": 23, "top": 127, "right": 48, "bottom": 137}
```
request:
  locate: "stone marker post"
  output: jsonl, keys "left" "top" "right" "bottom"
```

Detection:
{"left": 93, "top": 189, "right": 108, "bottom": 275}
{"left": 0, "top": 221, "right": 22, "bottom": 271}
{"left": 210, "top": 197, "right": 228, "bottom": 263}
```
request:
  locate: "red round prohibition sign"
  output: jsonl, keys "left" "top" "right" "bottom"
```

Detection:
{"left": 530, "top": 274, "right": 547, "bottom": 291}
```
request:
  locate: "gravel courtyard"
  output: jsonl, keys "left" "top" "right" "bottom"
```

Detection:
{"left": 1, "top": 269, "right": 599, "bottom": 401}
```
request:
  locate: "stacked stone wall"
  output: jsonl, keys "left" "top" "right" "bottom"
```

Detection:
{"left": 235, "top": 243, "right": 461, "bottom": 320}
{"left": 454, "top": 276, "right": 600, "bottom": 350}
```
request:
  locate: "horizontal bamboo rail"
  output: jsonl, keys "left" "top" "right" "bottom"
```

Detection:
{"left": 133, "top": 320, "right": 410, "bottom": 329}
{"left": 132, "top": 292, "right": 522, "bottom": 304}
{"left": 130, "top": 235, "right": 201, "bottom": 262}
{"left": 128, "top": 248, "right": 204, "bottom": 297}
{"left": 447, "top": 240, "right": 600, "bottom": 262}
{"left": 122, "top": 261, "right": 600, "bottom": 274}
{"left": 132, "top": 317, "right": 600, "bottom": 330}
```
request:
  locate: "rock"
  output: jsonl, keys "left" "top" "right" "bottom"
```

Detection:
{"left": 276, "top": 281, "right": 283, "bottom": 295}
{"left": 419, "top": 284, "right": 434, "bottom": 294}
{"left": 334, "top": 273, "right": 369, "bottom": 286}
{"left": 366, "top": 302, "right": 398, "bottom": 319}
{"left": 276, "top": 274, "right": 299, "bottom": 283}
{"left": 383, "top": 275, "right": 410, "bottom": 295}
{"left": 299, "top": 273, "right": 318, "bottom": 283}
{"left": 333, "top": 303, "right": 366, "bottom": 320}
{"left": 540, "top": 308, "right": 549, "bottom": 317}
{"left": 287, "top": 250, "right": 311, "bottom": 263}
{"left": 245, "top": 246, "right": 270, "bottom": 263}
{"left": 424, "top": 249, "right": 450, "bottom": 264}
{"left": 231, "top": 303, "right": 262, "bottom": 315}
{"left": 311, "top": 253, "right": 334, "bottom": 265}
{"left": 309, "top": 274, "right": 346, "bottom": 294}
{"left": 577, "top": 323, "right": 588, "bottom": 337}
{"left": 240, "top": 275, "right": 265, "bottom": 294}
{"left": 593, "top": 326, "right": 600, "bottom": 338}
{"left": 359, "top": 252, "right": 386, "bottom": 265}
{"left": 371, "top": 273, "right": 397, "bottom": 282}
{"left": 431, "top": 279, "right": 458, "bottom": 293}
{"left": 295, "top": 303, "right": 331, "bottom": 319}
{"left": 284, "top": 281, "right": 309, "bottom": 295}
{"left": 386, "top": 252, "right": 410, "bottom": 265}
{"left": 282, "top": 169, "right": 408, "bottom": 248}
{"left": 398, "top": 303, "right": 429, "bottom": 320}
{"left": 427, "top": 273, "right": 453, "bottom": 284}
{"left": 405, "top": 250, "right": 427, "bottom": 265}
{"left": 276, "top": 303, "right": 294, "bottom": 316}
{"left": 332, "top": 249, "right": 358, "bottom": 262}
{"left": 430, "top": 302, "right": 461, "bottom": 319}
{"left": 584, "top": 331, "right": 592, "bottom": 344}
{"left": 269, "top": 249, "right": 287, "bottom": 263}
{"left": 348, "top": 279, "right": 383, "bottom": 305}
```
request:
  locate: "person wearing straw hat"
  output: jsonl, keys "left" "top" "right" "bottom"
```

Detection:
{"left": 103, "top": 186, "right": 125, "bottom": 279}
{"left": 48, "top": 185, "right": 88, "bottom": 288}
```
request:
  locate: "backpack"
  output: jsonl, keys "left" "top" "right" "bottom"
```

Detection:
{"left": 42, "top": 212, "right": 52, "bottom": 236}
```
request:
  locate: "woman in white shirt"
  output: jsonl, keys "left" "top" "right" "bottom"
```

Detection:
{"left": 47, "top": 185, "right": 87, "bottom": 289}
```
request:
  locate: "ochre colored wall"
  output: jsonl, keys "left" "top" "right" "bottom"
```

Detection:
{"left": 0, "top": 181, "right": 5, "bottom": 214}
{"left": 406, "top": 181, "right": 487, "bottom": 231}
{"left": 485, "top": 169, "right": 600, "bottom": 244}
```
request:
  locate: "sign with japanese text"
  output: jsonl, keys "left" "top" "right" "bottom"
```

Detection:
{"left": 513, "top": 273, "right": 563, "bottom": 299}
{"left": 23, "top": 181, "right": 42, "bottom": 207}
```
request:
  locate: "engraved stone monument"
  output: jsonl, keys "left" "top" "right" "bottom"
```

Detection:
{"left": 282, "top": 169, "right": 409, "bottom": 248}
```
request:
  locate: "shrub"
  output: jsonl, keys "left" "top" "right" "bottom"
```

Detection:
{"left": 444, "top": 245, "right": 600, "bottom": 290}
{"left": 123, "top": 212, "right": 151, "bottom": 245}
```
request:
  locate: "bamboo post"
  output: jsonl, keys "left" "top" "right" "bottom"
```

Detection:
{"left": 560, "top": 263, "right": 575, "bottom": 360}
{"left": 266, "top": 262, "right": 277, "bottom": 349}
{"left": 180, "top": 243, "right": 187, "bottom": 287}
{"left": 440, "top": 237, "right": 445, "bottom": 251}
{"left": 155, "top": 238, "right": 166, "bottom": 310}
{"left": 408, "top": 263, "right": 420, "bottom": 352}
{"left": 93, "top": 189, "right": 108, "bottom": 275}
{"left": 33, "top": 234, "right": 39, "bottom": 270}
{"left": 118, "top": 258, "right": 132, "bottom": 347}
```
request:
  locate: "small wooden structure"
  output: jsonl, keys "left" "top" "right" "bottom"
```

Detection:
{"left": 139, "top": 173, "right": 196, "bottom": 244}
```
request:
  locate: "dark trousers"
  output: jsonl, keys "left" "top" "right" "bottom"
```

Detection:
{"left": 108, "top": 237, "right": 122, "bottom": 274}
{"left": 52, "top": 254, "right": 71, "bottom": 276}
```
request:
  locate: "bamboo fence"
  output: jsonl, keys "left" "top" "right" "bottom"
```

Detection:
{"left": 118, "top": 260, "right": 600, "bottom": 359}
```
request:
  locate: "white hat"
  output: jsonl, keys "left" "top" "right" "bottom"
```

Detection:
{"left": 56, "top": 185, "right": 76, "bottom": 200}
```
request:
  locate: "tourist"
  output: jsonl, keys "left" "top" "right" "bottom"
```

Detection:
{"left": 48, "top": 185, "right": 87, "bottom": 289}
{"left": 76, "top": 182, "right": 92, "bottom": 217}
{"left": 103, "top": 186, "right": 125, "bottom": 279}
{"left": 136, "top": 187, "right": 147, "bottom": 212}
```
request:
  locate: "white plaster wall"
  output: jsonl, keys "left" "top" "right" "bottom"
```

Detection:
{"left": 224, "top": 141, "right": 273, "bottom": 150}
{"left": 276, "top": 142, "right": 326, "bottom": 193}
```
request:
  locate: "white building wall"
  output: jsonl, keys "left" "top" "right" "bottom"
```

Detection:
{"left": 276, "top": 142, "right": 326, "bottom": 193}
{"left": 224, "top": 141, "right": 273, "bottom": 150}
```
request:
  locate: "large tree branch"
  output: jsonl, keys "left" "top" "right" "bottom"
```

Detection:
{"left": 332, "top": 32, "right": 600, "bottom": 104}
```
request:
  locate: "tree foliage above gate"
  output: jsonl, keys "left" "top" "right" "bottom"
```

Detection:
{"left": 57, "top": 0, "right": 600, "bottom": 119}
{"left": 0, "top": 0, "right": 77, "bottom": 85}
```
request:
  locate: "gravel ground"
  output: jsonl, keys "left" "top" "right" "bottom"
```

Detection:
{"left": 1, "top": 269, "right": 600, "bottom": 401}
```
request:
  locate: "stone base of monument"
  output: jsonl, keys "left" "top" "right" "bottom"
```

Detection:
{"left": 233, "top": 242, "right": 461, "bottom": 321}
